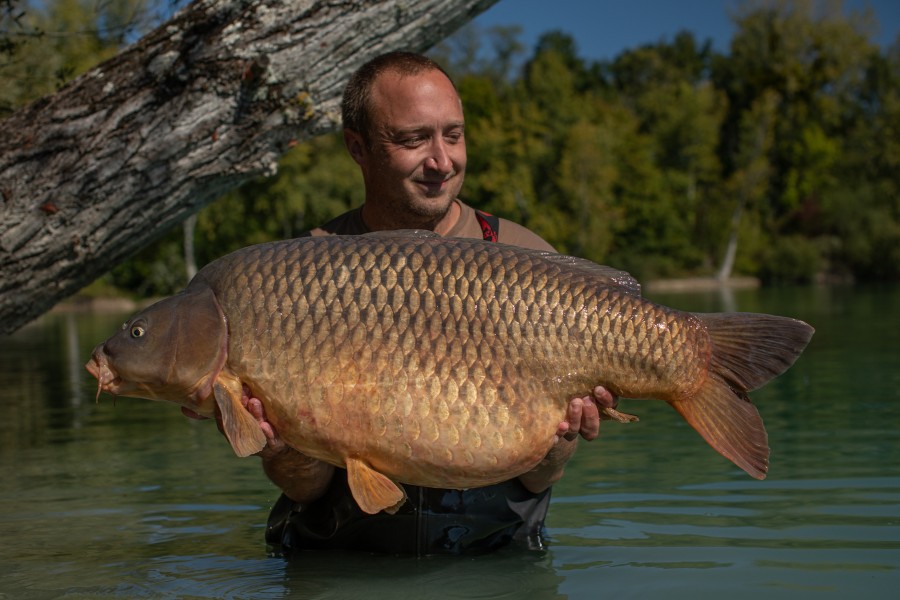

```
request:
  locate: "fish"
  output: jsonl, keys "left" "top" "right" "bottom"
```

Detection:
{"left": 85, "top": 230, "right": 814, "bottom": 514}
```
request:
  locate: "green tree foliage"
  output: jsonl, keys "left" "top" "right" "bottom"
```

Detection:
{"left": 5, "top": 0, "right": 898, "bottom": 295}
{"left": 713, "top": 0, "right": 886, "bottom": 282}
{"left": 819, "top": 39, "right": 900, "bottom": 280}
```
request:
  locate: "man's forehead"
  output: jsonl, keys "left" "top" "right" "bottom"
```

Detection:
{"left": 371, "top": 69, "right": 457, "bottom": 100}
{"left": 375, "top": 66, "right": 442, "bottom": 85}
{"left": 369, "top": 71, "right": 463, "bottom": 126}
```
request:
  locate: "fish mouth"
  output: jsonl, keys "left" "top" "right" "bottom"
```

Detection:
{"left": 84, "top": 352, "right": 122, "bottom": 400}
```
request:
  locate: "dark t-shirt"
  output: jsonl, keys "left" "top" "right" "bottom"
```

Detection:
{"left": 266, "top": 201, "right": 556, "bottom": 557}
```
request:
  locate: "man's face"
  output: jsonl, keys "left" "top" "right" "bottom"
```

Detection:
{"left": 349, "top": 68, "right": 467, "bottom": 228}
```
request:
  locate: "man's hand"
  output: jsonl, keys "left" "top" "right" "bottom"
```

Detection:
{"left": 519, "top": 385, "right": 618, "bottom": 493}
{"left": 555, "top": 385, "right": 617, "bottom": 443}
{"left": 240, "top": 385, "right": 291, "bottom": 459}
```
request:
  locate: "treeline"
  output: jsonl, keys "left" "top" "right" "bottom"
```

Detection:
{"left": 4, "top": 1, "right": 899, "bottom": 297}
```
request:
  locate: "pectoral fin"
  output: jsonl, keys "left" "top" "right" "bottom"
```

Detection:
{"left": 213, "top": 379, "right": 266, "bottom": 457}
{"left": 345, "top": 457, "right": 407, "bottom": 515}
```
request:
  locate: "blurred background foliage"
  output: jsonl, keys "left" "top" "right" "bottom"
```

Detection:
{"left": 3, "top": 0, "right": 898, "bottom": 296}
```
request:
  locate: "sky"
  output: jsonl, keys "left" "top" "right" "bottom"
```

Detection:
{"left": 470, "top": 0, "right": 900, "bottom": 62}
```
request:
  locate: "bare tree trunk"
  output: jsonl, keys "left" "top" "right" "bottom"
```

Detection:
{"left": 183, "top": 213, "right": 198, "bottom": 283}
{"left": 716, "top": 203, "right": 742, "bottom": 282}
{"left": 716, "top": 90, "right": 777, "bottom": 285}
{"left": 0, "top": 0, "right": 497, "bottom": 334}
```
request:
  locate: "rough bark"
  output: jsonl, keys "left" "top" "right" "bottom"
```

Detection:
{"left": 0, "top": 0, "right": 497, "bottom": 334}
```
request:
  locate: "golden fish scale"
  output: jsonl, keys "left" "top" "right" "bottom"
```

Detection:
{"left": 198, "top": 235, "right": 710, "bottom": 488}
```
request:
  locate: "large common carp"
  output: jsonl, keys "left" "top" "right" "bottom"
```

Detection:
{"left": 86, "top": 231, "right": 813, "bottom": 514}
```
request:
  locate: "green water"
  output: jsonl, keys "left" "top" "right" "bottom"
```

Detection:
{"left": 1, "top": 285, "right": 898, "bottom": 599}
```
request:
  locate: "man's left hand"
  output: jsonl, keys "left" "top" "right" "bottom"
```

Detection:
{"left": 555, "top": 385, "right": 617, "bottom": 443}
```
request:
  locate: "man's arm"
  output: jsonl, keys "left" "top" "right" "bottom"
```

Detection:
{"left": 517, "top": 386, "right": 615, "bottom": 494}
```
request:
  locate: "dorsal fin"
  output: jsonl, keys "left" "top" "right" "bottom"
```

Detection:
{"left": 359, "top": 229, "right": 641, "bottom": 295}
{"left": 538, "top": 252, "right": 642, "bottom": 296}
{"left": 360, "top": 229, "right": 441, "bottom": 240}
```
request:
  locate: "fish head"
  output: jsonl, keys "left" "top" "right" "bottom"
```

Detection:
{"left": 85, "top": 284, "right": 227, "bottom": 416}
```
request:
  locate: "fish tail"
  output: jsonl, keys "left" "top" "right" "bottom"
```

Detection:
{"left": 670, "top": 313, "right": 814, "bottom": 479}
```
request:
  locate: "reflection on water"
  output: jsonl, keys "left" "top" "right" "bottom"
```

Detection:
{"left": 1, "top": 285, "right": 898, "bottom": 599}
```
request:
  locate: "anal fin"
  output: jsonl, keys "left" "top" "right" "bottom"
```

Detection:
{"left": 345, "top": 457, "right": 407, "bottom": 515}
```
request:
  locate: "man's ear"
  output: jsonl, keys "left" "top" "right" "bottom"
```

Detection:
{"left": 344, "top": 129, "right": 366, "bottom": 165}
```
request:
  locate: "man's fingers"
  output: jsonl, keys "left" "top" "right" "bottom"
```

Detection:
{"left": 259, "top": 421, "right": 276, "bottom": 442}
{"left": 246, "top": 397, "right": 266, "bottom": 420}
{"left": 591, "top": 385, "right": 618, "bottom": 408}
{"left": 563, "top": 398, "right": 583, "bottom": 441}
{"left": 244, "top": 395, "right": 281, "bottom": 446}
{"left": 579, "top": 396, "right": 601, "bottom": 441}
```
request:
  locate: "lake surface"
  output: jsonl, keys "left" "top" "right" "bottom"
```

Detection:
{"left": 1, "top": 285, "right": 898, "bottom": 599}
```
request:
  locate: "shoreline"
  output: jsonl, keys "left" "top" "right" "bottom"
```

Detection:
{"left": 643, "top": 276, "right": 760, "bottom": 293}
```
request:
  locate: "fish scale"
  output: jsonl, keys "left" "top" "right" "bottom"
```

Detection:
{"left": 87, "top": 230, "right": 814, "bottom": 514}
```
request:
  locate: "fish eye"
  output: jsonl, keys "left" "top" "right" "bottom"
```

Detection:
{"left": 131, "top": 325, "right": 146, "bottom": 338}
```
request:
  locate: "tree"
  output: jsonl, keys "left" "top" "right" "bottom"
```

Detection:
{"left": 819, "top": 39, "right": 900, "bottom": 280}
{"left": 717, "top": 89, "right": 778, "bottom": 281}
{"left": 0, "top": 0, "right": 499, "bottom": 334}
{"left": 713, "top": 0, "right": 878, "bottom": 281}
{"left": 598, "top": 34, "right": 724, "bottom": 278}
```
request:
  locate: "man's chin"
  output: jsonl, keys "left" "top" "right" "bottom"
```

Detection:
{"left": 408, "top": 194, "right": 454, "bottom": 218}
{"left": 422, "top": 190, "right": 450, "bottom": 201}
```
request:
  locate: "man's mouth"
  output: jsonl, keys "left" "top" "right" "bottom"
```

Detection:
{"left": 418, "top": 177, "right": 450, "bottom": 195}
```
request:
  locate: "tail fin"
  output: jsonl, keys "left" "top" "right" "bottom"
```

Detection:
{"left": 670, "top": 313, "right": 814, "bottom": 479}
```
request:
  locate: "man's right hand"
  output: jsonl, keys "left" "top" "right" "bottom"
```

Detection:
{"left": 240, "top": 385, "right": 291, "bottom": 459}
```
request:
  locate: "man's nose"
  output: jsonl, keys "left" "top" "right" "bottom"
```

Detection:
{"left": 425, "top": 140, "right": 452, "bottom": 173}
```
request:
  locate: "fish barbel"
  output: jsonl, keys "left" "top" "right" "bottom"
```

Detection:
{"left": 85, "top": 231, "right": 814, "bottom": 514}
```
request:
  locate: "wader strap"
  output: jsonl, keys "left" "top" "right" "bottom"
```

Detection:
{"left": 474, "top": 210, "right": 500, "bottom": 242}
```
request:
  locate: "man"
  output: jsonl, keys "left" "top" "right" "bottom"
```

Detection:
{"left": 227, "top": 52, "right": 616, "bottom": 556}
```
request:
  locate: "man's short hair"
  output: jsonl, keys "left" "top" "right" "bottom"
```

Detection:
{"left": 341, "top": 51, "right": 457, "bottom": 144}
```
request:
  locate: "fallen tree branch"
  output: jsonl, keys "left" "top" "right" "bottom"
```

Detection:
{"left": 0, "top": 0, "right": 497, "bottom": 333}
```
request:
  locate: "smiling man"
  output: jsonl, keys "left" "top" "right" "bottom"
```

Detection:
{"left": 307, "top": 52, "right": 555, "bottom": 246}
{"left": 235, "top": 52, "right": 617, "bottom": 556}
{"left": 344, "top": 58, "right": 467, "bottom": 232}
